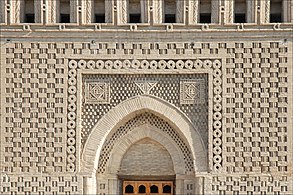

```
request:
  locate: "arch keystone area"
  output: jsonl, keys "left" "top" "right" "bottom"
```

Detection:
{"left": 81, "top": 95, "right": 208, "bottom": 174}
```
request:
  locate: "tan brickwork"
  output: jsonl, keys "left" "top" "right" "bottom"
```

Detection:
{"left": 119, "top": 138, "right": 175, "bottom": 176}
{"left": 0, "top": 0, "right": 292, "bottom": 194}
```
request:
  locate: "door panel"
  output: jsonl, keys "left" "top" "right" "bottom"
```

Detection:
{"left": 123, "top": 181, "right": 173, "bottom": 195}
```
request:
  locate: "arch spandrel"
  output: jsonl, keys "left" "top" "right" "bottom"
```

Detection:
{"left": 81, "top": 95, "right": 208, "bottom": 174}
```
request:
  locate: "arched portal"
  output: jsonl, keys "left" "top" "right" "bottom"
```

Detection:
{"left": 106, "top": 123, "right": 186, "bottom": 176}
{"left": 119, "top": 138, "right": 175, "bottom": 176}
{"left": 81, "top": 95, "right": 208, "bottom": 194}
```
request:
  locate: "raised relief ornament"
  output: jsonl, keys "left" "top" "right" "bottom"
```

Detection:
{"left": 85, "top": 80, "right": 110, "bottom": 104}
{"left": 180, "top": 79, "right": 205, "bottom": 104}
{"left": 134, "top": 80, "right": 158, "bottom": 94}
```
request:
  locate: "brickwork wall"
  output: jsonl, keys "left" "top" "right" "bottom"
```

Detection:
{"left": 1, "top": 2, "right": 292, "bottom": 194}
{"left": 120, "top": 138, "right": 175, "bottom": 176}
{"left": 0, "top": 35, "right": 292, "bottom": 194}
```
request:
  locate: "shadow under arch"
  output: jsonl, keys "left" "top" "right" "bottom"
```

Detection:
{"left": 81, "top": 95, "right": 208, "bottom": 175}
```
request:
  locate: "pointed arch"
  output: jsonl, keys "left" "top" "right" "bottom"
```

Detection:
{"left": 106, "top": 124, "right": 185, "bottom": 175}
{"left": 81, "top": 95, "right": 208, "bottom": 174}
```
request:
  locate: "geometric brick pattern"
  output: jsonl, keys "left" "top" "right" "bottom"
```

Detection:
{"left": 97, "top": 112, "right": 194, "bottom": 174}
{"left": 3, "top": 43, "right": 66, "bottom": 174}
{"left": 210, "top": 174, "right": 290, "bottom": 194}
{"left": 70, "top": 58, "right": 222, "bottom": 172}
{"left": 81, "top": 73, "right": 208, "bottom": 147}
{"left": 1, "top": 41, "right": 291, "bottom": 194}
{"left": 1, "top": 175, "right": 80, "bottom": 194}
{"left": 68, "top": 58, "right": 221, "bottom": 173}
{"left": 1, "top": 0, "right": 292, "bottom": 193}
{"left": 224, "top": 42, "right": 289, "bottom": 175}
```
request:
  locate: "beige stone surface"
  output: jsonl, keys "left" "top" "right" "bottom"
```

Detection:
{"left": 0, "top": 0, "right": 292, "bottom": 194}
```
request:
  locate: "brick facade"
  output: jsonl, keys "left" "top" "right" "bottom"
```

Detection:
{"left": 0, "top": 0, "right": 292, "bottom": 194}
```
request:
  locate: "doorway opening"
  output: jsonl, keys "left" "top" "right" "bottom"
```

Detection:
{"left": 123, "top": 181, "right": 173, "bottom": 195}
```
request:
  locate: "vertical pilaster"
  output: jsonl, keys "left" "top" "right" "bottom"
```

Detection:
{"left": 117, "top": 0, "right": 127, "bottom": 24}
{"left": 141, "top": 0, "right": 150, "bottom": 23}
{"left": 224, "top": 0, "right": 234, "bottom": 23}
{"left": 34, "top": 0, "right": 43, "bottom": 23}
{"left": 47, "top": 0, "right": 57, "bottom": 23}
{"left": 259, "top": 0, "right": 270, "bottom": 23}
{"left": 56, "top": 0, "right": 60, "bottom": 23}
{"left": 176, "top": 0, "right": 185, "bottom": 23}
{"left": 176, "top": 179, "right": 184, "bottom": 194}
{"left": 0, "top": 0, "right": 6, "bottom": 23}
{"left": 265, "top": 0, "right": 270, "bottom": 23}
{"left": 195, "top": 176, "right": 204, "bottom": 194}
{"left": 108, "top": 178, "right": 119, "bottom": 195}
{"left": 44, "top": 0, "right": 49, "bottom": 23}
{"left": 105, "top": 0, "right": 113, "bottom": 23}
{"left": 91, "top": 0, "right": 94, "bottom": 23}
{"left": 284, "top": 0, "right": 293, "bottom": 23}
{"left": 71, "top": 0, "right": 79, "bottom": 23}
{"left": 11, "top": 0, "right": 22, "bottom": 23}
{"left": 83, "top": 176, "right": 96, "bottom": 194}
{"left": 0, "top": 35, "right": 6, "bottom": 173}
{"left": 211, "top": 0, "right": 221, "bottom": 23}
{"left": 188, "top": 0, "right": 199, "bottom": 24}
{"left": 203, "top": 175, "right": 213, "bottom": 194}
{"left": 82, "top": 0, "right": 93, "bottom": 24}
{"left": 153, "top": 0, "right": 163, "bottom": 24}
{"left": 247, "top": 0, "right": 257, "bottom": 23}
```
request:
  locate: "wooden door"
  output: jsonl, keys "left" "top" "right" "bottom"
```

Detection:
{"left": 123, "top": 181, "right": 173, "bottom": 195}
